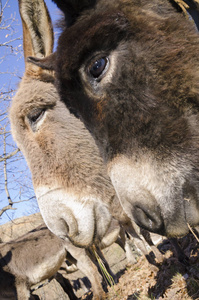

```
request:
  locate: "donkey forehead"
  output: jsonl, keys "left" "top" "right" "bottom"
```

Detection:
{"left": 12, "top": 78, "right": 58, "bottom": 114}
{"left": 55, "top": 0, "right": 177, "bottom": 75}
{"left": 55, "top": 1, "right": 192, "bottom": 105}
{"left": 56, "top": 7, "right": 129, "bottom": 74}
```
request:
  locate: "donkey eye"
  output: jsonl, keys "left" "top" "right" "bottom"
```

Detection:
{"left": 27, "top": 108, "right": 45, "bottom": 125}
{"left": 89, "top": 57, "right": 109, "bottom": 78}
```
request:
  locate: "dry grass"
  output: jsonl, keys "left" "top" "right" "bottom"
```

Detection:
{"left": 106, "top": 232, "right": 199, "bottom": 300}
{"left": 83, "top": 231, "right": 199, "bottom": 300}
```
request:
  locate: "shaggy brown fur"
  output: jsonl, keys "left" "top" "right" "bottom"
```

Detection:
{"left": 10, "top": 1, "right": 172, "bottom": 299}
{"left": 12, "top": 0, "right": 167, "bottom": 262}
{"left": 32, "top": 0, "right": 199, "bottom": 238}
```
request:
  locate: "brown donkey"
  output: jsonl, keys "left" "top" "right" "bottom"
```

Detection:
{"left": 9, "top": 0, "right": 169, "bottom": 270}
{"left": 33, "top": 0, "right": 199, "bottom": 239}
{"left": 10, "top": 0, "right": 192, "bottom": 298}
{"left": 10, "top": 0, "right": 166, "bottom": 260}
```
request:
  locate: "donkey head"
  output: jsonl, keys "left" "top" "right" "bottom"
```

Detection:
{"left": 30, "top": 0, "right": 199, "bottom": 237}
{"left": 10, "top": 0, "right": 114, "bottom": 247}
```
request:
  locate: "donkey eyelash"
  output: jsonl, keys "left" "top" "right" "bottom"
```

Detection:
{"left": 27, "top": 108, "right": 45, "bottom": 123}
{"left": 27, "top": 108, "right": 46, "bottom": 132}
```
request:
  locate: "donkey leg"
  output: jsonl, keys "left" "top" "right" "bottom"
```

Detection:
{"left": 124, "top": 238, "right": 137, "bottom": 266}
{"left": 117, "top": 227, "right": 137, "bottom": 266}
{"left": 76, "top": 249, "right": 105, "bottom": 300}
{"left": 125, "top": 224, "right": 159, "bottom": 271}
{"left": 15, "top": 279, "right": 31, "bottom": 300}
{"left": 64, "top": 240, "right": 105, "bottom": 300}
{"left": 140, "top": 229, "right": 164, "bottom": 264}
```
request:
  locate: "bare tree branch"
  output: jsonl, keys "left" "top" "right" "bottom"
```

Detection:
{"left": 0, "top": 0, "right": 38, "bottom": 222}
{"left": 0, "top": 148, "right": 20, "bottom": 161}
{"left": 0, "top": 205, "right": 16, "bottom": 217}
{"left": 3, "top": 130, "right": 12, "bottom": 206}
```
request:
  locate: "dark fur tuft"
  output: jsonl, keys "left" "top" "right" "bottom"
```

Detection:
{"left": 52, "top": 0, "right": 97, "bottom": 26}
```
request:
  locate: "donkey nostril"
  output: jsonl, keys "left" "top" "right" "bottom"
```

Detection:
{"left": 133, "top": 205, "right": 165, "bottom": 234}
{"left": 60, "top": 219, "right": 70, "bottom": 235}
{"left": 59, "top": 209, "right": 78, "bottom": 239}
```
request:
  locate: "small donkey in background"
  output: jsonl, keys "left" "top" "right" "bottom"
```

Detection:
{"left": 0, "top": 224, "right": 94, "bottom": 300}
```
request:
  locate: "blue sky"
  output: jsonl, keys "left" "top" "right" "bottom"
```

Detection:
{"left": 0, "top": 0, "right": 60, "bottom": 224}
{"left": 1, "top": 0, "right": 59, "bottom": 83}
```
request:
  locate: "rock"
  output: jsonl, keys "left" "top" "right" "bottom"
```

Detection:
{"left": 0, "top": 213, "right": 43, "bottom": 242}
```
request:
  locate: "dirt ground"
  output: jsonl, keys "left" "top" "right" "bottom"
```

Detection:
{"left": 82, "top": 232, "right": 199, "bottom": 300}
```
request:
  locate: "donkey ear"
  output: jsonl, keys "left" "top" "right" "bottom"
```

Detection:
{"left": 18, "top": 0, "right": 54, "bottom": 63}
{"left": 52, "top": 0, "right": 96, "bottom": 26}
{"left": 27, "top": 53, "right": 56, "bottom": 71}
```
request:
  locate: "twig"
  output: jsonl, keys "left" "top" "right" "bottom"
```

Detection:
{"left": 0, "top": 148, "right": 20, "bottom": 162}
{"left": 0, "top": 205, "right": 16, "bottom": 217}
{"left": 173, "top": 0, "right": 190, "bottom": 17}
{"left": 187, "top": 223, "right": 199, "bottom": 243}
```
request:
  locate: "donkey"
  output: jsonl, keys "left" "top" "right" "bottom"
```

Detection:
{"left": 9, "top": 0, "right": 168, "bottom": 272}
{"left": 31, "top": 0, "right": 199, "bottom": 238}
{"left": 0, "top": 224, "right": 104, "bottom": 300}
